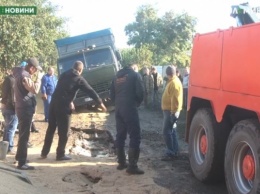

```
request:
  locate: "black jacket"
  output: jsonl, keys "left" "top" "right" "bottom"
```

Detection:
{"left": 52, "top": 69, "right": 102, "bottom": 109}
{"left": 110, "top": 67, "right": 144, "bottom": 109}
{"left": 1, "top": 74, "right": 15, "bottom": 110}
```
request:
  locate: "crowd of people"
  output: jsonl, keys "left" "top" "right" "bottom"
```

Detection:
{"left": 0, "top": 60, "right": 189, "bottom": 176}
{"left": 0, "top": 58, "right": 106, "bottom": 170}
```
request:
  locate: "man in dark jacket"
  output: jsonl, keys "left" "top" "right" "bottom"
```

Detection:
{"left": 1, "top": 70, "right": 18, "bottom": 154}
{"left": 13, "top": 58, "right": 44, "bottom": 170}
{"left": 110, "top": 63, "right": 145, "bottom": 175}
{"left": 41, "top": 61, "right": 106, "bottom": 161}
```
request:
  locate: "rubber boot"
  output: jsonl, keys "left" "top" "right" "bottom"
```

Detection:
{"left": 116, "top": 148, "right": 127, "bottom": 170}
{"left": 126, "top": 148, "right": 144, "bottom": 175}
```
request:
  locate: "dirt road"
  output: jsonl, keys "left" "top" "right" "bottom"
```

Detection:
{"left": 0, "top": 106, "right": 228, "bottom": 194}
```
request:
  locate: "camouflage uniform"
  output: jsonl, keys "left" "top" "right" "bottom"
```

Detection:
{"left": 151, "top": 72, "right": 163, "bottom": 109}
{"left": 143, "top": 73, "right": 154, "bottom": 108}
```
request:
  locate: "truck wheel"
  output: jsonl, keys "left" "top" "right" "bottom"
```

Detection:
{"left": 189, "top": 108, "right": 227, "bottom": 183}
{"left": 225, "top": 119, "right": 260, "bottom": 194}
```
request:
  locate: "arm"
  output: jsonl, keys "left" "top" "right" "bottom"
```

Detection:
{"left": 1, "top": 77, "right": 10, "bottom": 105}
{"left": 78, "top": 77, "right": 102, "bottom": 105}
{"left": 41, "top": 75, "right": 48, "bottom": 100}
{"left": 170, "top": 81, "right": 183, "bottom": 113}
{"left": 135, "top": 73, "right": 144, "bottom": 106}
{"left": 41, "top": 75, "right": 47, "bottom": 94}
{"left": 110, "top": 79, "right": 115, "bottom": 103}
{"left": 149, "top": 75, "right": 154, "bottom": 92}
{"left": 22, "top": 72, "right": 44, "bottom": 94}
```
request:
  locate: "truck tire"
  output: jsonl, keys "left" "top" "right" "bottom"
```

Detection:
{"left": 225, "top": 119, "right": 260, "bottom": 194}
{"left": 189, "top": 108, "right": 228, "bottom": 183}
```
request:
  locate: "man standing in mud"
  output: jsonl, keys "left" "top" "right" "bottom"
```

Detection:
{"left": 110, "top": 63, "right": 145, "bottom": 175}
{"left": 41, "top": 61, "right": 107, "bottom": 161}
{"left": 161, "top": 65, "right": 183, "bottom": 161}
{"left": 13, "top": 58, "right": 44, "bottom": 170}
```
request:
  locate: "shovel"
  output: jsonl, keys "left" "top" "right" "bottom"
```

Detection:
{"left": 0, "top": 166, "right": 32, "bottom": 185}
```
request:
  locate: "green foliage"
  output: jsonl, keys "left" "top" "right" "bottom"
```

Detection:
{"left": 120, "top": 45, "right": 153, "bottom": 69}
{"left": 125, "top": 4, "right": 197, "bottom": 67}
{"left": 0, "top": 0, "right": 68, "bottom": 72}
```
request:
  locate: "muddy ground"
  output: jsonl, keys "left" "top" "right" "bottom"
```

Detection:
{"left": 0, "top": 104, "right": 228, "bottom": 194}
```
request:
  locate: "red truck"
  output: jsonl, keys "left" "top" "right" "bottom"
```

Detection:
{"left": 186, "top": 4, "right": 260, "bottom": 194}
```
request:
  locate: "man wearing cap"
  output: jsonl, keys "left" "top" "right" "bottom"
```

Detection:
{"left": 41, "top": 61, "right": 107, "bottom": 161}
{"left": 161, "top": 65, "right": 183, "bottom": 161}
{"left": 12, "top": 57, "right": 44, "bottom": 170}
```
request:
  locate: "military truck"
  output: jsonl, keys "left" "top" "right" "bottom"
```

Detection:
{"left": 186, "top": 3, "right": 260, "bottom": 194}
{"left": 54, "top": 28, "right": 122, "bottom": 107}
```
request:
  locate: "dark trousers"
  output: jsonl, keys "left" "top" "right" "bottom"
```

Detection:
{"left": 15, "top": 108, "right": 34, "bottom": 166}
{"left": 183, "top": 88, "right": 188, "bottom": 108}
{"left": 115, "top": 107, "right": 141, "bottom": 150}
{"left": 41, "top": 102, "right": 71, "bottom": 158}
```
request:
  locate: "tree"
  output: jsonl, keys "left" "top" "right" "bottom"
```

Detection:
{"left": 125, "top": 4, "right": 196, "bottom": 67}
{"left": 120, "top": 45, "right": 153, "bottom": 69}
{"left": 0, "top": 0, "right": 68, "bottom": 71}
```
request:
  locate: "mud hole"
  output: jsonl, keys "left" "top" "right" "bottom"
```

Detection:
{"left": 62, "top": 169, "right": 102, "bottom": 192}
{"left": 69, "top": 127, "right": 116, "bottom": 158}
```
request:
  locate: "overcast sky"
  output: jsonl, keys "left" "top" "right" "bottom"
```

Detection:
{"left": 51, "top": 0, "right": 260, "bottom": 48}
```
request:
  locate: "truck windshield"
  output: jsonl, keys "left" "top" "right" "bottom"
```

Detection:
{"left": 84, "top": 48, "right": 114, "bottom": 68}
{"left": 58, "top": 53, "right": 85, "bottom": 74}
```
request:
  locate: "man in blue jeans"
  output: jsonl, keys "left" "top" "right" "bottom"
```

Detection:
{"left": 41, "top": 67, "right": 57, "bottom": 122}
{"left": 161, "top": 65, "right": 183, "bottom": 161}
{"left": 1, "top": 70, "right": 18, "bottom": 155}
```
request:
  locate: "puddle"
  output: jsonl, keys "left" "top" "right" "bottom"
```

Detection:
{"left": 70, "top": 127, "right": 115, "bottom": 158}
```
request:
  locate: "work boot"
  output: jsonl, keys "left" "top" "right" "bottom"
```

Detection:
{"left": 116, "top": 148, "right": 127, "bottom": 170}
{"left": 126, "top": 148, "right": 144, "bottom": 175}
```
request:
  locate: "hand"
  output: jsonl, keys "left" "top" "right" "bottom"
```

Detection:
{"left": 41, "top": 94, "right": 47, "bottom": 101}
{"left": 170, "top": 112, "right": 180, "bottom": 125}
{"left": 70, "top": 102, "right": 75, "bottom": 111}
{"left": 100, "top": 103, "right": 107, "bottom": 112}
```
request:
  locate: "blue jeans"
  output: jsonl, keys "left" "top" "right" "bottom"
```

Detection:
{"left": 43, "top": 95, "right": 52, "bottom": 121}
{"left": 2, "top": 109, "right": 18, "bottom": 152}
{"left": 162, "top": 110, "right": 179, "bottom": 156}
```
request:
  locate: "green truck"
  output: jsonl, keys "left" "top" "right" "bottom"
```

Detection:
{"left": 54, "top": 28, "right": 122, "bottom": 107}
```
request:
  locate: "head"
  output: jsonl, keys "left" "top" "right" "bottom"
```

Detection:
{"left": 151, "top": 67, "right": 157, "bottom": 74}
{"left": 176, "top": 70, "right": 180, "bottom": 76}
{"left": 25, "top": 58, "right": 42, "bottom": 75}
{"left": 166, "top": 65, "right": 176, "bottom": 78}
{"left": 184, "top": 67, "right": 190, "bottom": 75}
{"left": 73, "top": 61, "right": 84, "bottom": 75}
{"left": 130, "top": 63, "right": 139, "bottom": 72}
{"left": 47, "top": 67, "right": 55, "bottom": 76}
{"left": 142, "top": 67, "right": 149, "bottom": 75}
